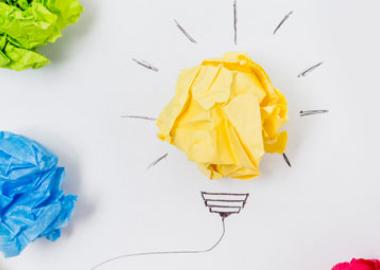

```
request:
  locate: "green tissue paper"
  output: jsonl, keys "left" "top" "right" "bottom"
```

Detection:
{"left": 0, "top": 0, "right": 83, "bottom": 71}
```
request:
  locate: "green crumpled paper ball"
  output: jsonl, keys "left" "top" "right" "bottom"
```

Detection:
{"left": 0, "top": 0, "right": 83, "bottom": 71}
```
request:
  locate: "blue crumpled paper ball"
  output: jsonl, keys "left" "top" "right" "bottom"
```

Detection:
{"left": 0, "top": 131, "right": 77, "bottom": 257}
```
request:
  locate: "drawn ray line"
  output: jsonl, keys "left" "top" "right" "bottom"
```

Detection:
{"left": 273, "top": 10, "right": 294, "bottom": 35}
{"left": 132, "top": 58, "right": 159, "bottom": 72}
{"left": 283, "top": 153, "right": 292, "bottom": 167}
{"left": 148, "top": 153, "right": 169, "bottom": 169}
{"left": 300, "top": 110, "right": 329, "bottom": 117}
{"left": 298, "top": 62, "right": 323, "bottom": 78}
{"left": 174, "top": 19, "right": 197, "bottom": 43}
{"left": 121, "top": 115, "right": 157, "bottom": 121}
{"left": 233, "top": 0, "right": 238, "bottom": 45}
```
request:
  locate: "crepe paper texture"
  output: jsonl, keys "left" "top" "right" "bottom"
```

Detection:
{"left": 157, "top": 52, "right": 288, "bottom": 180}
{"left": 0, "top": 131, "right": 77, "bottom": 257}
{"left": 0, "top": 0, "right": 83, "bottom": 71}
{"left": 333, "top": 259, "right": 380, "bottom": 270}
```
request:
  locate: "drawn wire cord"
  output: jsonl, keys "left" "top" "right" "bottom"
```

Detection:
{"left": 89, "top": 217, "right": 226, "bottom": 270}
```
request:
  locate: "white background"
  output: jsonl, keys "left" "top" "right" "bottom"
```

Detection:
{"left": 1, "top": 0, "right": 380, "bottom": 269}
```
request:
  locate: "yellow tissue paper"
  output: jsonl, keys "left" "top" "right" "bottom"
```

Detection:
{"left": 157, "top": 53, "right": 288, "bottom": 180}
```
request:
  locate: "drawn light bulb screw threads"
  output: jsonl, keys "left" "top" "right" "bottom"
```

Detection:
{"left": 201, "top": 191, "right": 249, "bottom": 219}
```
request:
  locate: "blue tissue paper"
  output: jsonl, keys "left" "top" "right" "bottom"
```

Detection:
{"left": 0, "top": 131, "right": 77, "bottom": 257}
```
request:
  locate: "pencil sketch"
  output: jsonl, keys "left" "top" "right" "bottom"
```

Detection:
{"left": 121, "top": 115, "right": 157, "bottom": 121}
{"left": 298, "top": 62, "right": 323, "bottom": 78}
{"left": 132, "top": 58, "right": 159, "bottom": 72}
{"left": 273, "top": 11, "right": 294, "bottom": 35}
{"left": 90, "top": 192, "right": 249, "bottom": 270}
{"left": 148, "top": 153, "right": 168, "bottom": 169}
{"left": 300, "top": 110, "right": 329, "bottom": 117}
{"left": 174, "top": 19, "right": 197, "bottom": 43}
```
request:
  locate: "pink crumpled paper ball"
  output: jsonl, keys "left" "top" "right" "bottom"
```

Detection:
{"left": 333, "top": 259, "right": 380, "bottom": 270}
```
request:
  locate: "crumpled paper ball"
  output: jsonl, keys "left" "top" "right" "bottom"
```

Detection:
{"left": 0, "top": 131, "right": 77, "bottom": 257}
{"left": 332, "top": 259, "right": 380, "bottom": 270}
{"left": 0, "top": 0, "right": 83, "bottom": 71}
{"left": 157, "top": 52, "right": 288, "bottom": 180}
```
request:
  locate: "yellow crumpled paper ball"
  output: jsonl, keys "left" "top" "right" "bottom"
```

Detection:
{"left": 157, "top": 52, "right": 288, "bottom": 180}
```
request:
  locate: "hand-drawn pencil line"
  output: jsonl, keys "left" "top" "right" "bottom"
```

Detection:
{"left": 174, "top": 19, "right": 197, "bottom": 43}
{"left": 298, "top": 62, "right": 323, "bottom": 78}
{"left": 148, "top": 153, "right": 169, "bottom": 169}
{"left": 132, "top": 58, "right": 159, "bottom": 72}
{"left": 283, "top": 153, "right": 292, "bottom": 167}
{"left": 90, "top": 192, "right": 249, "bottom": 269}
{"left": 121, "top": 115, "right": 157, "bottom": 121}
{"left": 201, "top": 192, "right": 249, "bottom": 198}
{"left": 90, "top": 215, "right": 226, "bottom": 270}
{"left": 233, "top": 0, "right": 238, "bottom": 45}
{"left": 205, "top": 199, "right": 247, "bottom": 203}
{"left": 206, "top": 204, "right": 242, "bottom": 209}
{"left": 273, "top": 10, "right": 294, "bottom": 35}
{"left": 202, "top": 192, "right": 250, "bottom": 215}
{"left": 300, "top": 110, "right": 329, "bottom": 117}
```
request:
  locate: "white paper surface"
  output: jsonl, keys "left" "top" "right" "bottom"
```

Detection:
{"left": 1, "top": 0, "right": 380, "bottom": 269}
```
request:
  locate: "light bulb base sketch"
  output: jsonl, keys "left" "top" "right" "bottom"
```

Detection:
{"left": 201, "top": 192, "right": 249, "bottom": 219}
